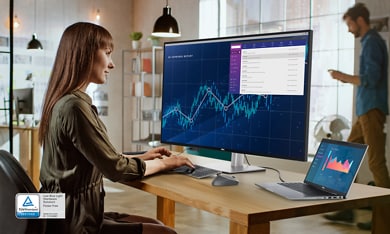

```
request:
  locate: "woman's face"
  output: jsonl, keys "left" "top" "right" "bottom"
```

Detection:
{"left": 90, "top": 47, "right": 115, "bottom": 84}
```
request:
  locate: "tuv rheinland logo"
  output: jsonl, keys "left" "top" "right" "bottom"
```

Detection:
{"left": 15, "top": 194, "right": 40, "bottom": 218}
{"left": 15, "top": 193, "right": 65, "bottom": 219}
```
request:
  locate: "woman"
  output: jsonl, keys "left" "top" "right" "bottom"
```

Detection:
{"left": 38, "top": 22, "right": 193, "bottom": 234}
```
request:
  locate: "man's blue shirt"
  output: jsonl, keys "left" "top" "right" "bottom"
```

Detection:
{"left": 357, "top": 29, "right": 388, "bottom": 116}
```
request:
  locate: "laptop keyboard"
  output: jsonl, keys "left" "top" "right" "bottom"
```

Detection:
{"left": 279, "top": 182, "right": 331, "bottom": 196}
{"left": 172, "top": 164, "right": 220, "bottom": 179}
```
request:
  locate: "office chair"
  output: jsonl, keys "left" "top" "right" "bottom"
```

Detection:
{"left": 0, "top": 150, "right": 46, "bottom": 234}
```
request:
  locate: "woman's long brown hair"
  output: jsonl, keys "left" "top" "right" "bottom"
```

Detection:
{"left": 39, "top": 22, "right": 113, "bottom": 145}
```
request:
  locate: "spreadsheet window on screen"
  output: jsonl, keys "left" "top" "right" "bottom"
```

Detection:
{"left": 161, "top": 30, "right": 313, "bottom": 163}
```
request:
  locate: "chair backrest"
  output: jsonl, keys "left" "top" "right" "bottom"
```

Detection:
{"left": 0, "top": 150, "right": 45, "bottom": 234}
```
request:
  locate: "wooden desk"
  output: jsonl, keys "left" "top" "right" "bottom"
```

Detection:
{"left": 123, "top": 154, "right": 390, "bottom": 234}
{"left": 0, "top": 125, "right": 40, "bottom": 189}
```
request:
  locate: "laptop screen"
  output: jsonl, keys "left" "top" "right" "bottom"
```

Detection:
{"left": 304, "top": 139, "right": 368, "bottom": 195}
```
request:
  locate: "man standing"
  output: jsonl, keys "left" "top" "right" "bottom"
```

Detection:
{"left": 324, "top": 3, "right": 390, "bottom": 232}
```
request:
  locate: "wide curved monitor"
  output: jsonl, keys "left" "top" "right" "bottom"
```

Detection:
{"left": 161, "top": 30, "right": 313, "bottom": 172}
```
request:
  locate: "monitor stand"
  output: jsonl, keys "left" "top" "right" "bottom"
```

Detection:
{"left": 205, "top": 152, "right": 265, "bottom": 174}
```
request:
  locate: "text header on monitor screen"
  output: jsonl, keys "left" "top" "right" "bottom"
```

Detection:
{"left": 161, "top": 30, "right": 313, "bottom": 162}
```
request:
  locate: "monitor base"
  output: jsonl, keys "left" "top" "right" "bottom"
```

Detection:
{"left": 206, "top": 152, "right": 265, "bottom": 173}
{"left": 206, "top": 161, "right": 265, "bottom": 174}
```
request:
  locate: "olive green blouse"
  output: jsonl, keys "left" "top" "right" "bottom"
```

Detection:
{"left": 39, "top": 90, "right": 146, "bottom": 233}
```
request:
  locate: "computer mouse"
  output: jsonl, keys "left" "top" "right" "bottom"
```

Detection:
{"left": 211, "top": 174, "right": 239, "bottom": 186}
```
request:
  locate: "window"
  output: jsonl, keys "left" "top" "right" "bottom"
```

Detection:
{"left": 199, "top": 0, "right": 356, "bottom": 155}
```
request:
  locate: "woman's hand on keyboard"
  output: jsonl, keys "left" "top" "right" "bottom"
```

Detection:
{"left": 141, "top": 149, "right": 194, "bottom": 176}
{"left": 161, "top": 154, "right": 195, "bottom": 171}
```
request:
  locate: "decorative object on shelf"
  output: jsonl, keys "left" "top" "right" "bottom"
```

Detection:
{"left": 370, "top": 16, "right": 389, "bottom": 32}
{"left": 130, "top": 31, "right": 143, "bottom": 50}
{"left": 142, "top": 109, "right": 161, "bottom": 121}
{"left": 27, "top": 0, "right": 43, "bottom": 50}
{"left": 23, "top": 114, "right": 34, "bottom": 127}
{"left": 142, "top": 58, "right": 152, "bottom": 73}
{"left": 152, "top": 0, "right": 181, "bottom": 38}
{"left": 132, "top": 81, "right": 152, "bottom": 97}
{"left": 131, "top": 57, "right": 141, "bottom": 73}
{"left": 147, "top": 35, "right": 160, "bottom": 46}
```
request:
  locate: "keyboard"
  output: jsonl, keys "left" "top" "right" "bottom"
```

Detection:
{"left": 172, "top": 164, "right": 221, "bottom": 179}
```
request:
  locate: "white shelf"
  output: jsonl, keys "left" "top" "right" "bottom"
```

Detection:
{"left": 122, "top": 46, "right": 163, "bottom": 152}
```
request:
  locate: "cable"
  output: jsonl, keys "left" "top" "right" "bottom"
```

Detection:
{"left": 260, "top": 166, "right": 285, "bottom": 183}
{"left": 244, "top": 154, "right": 285, "bottom": 182}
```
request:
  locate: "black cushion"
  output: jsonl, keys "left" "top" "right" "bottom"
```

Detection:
{"left": 0, "top": 150, "right": 45, "bottom": 234}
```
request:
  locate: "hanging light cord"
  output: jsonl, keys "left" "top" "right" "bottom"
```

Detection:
{"left": 34, "top": 0, "right": 37, "bottom": 32}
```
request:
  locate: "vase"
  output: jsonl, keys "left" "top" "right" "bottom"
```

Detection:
{"left": 132, "top": 40, "right": 141, "bottom": 50}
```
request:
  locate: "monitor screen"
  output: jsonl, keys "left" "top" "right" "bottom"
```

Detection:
{"left": 161, "top": 30, "right": 312, "bottom": 165}
{"left": 13, "top": 88, "right": 33, "bottom": 115}
{"left": 13, "top": 88, "right": 34, "bottom": 126}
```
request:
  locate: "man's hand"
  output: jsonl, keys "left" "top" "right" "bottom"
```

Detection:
{"left": 328, "top": 69, "right": 346, "bottom": 83}
{"left": 328, "top": 69, "right": 360, "bottom": 85}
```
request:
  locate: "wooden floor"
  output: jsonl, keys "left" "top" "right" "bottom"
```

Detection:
{"left": 103, "top": 179, "right": 371, "bottom": 234}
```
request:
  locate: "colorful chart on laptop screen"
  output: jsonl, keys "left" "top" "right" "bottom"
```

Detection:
{"left": 306, "top": 140, "right": 367, "bottom": 193}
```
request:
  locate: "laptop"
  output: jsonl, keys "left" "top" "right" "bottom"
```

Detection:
{"left": 255, "top": 139, "right": 368, "bottom": 200}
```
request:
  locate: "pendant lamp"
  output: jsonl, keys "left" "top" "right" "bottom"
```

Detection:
{"left": 27, "top": 33, "right": 43, "bottom": 50}
{"left": 152, "top": 0, "right": 181, "bottom": 38}
{"left": 27, "top": 0, "right": 43, "bottom": 50}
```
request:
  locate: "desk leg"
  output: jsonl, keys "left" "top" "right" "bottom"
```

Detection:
{"left": 31, "top": 129, "right": 40, "bottom": 190}
{"left": 372, "top": 204, "right": 390, "bottom": 234}
{"left": 16, "top": 129, "right": 40, "bottom": 190}
{"left": 230, "top": 221, "right": 270, "bottom": 234}
{"left": 157, "top": 196, "right": 175, "bottom": 228}
{"left": 19, "top": 131, "right": 31, "bottom": 175}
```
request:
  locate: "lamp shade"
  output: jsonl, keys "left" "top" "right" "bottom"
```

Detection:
{"left": 27, "top": 33, "right": 43, "bottom": 50}
{"left": 152, "top": 6, "right": 181, "bottom": 38}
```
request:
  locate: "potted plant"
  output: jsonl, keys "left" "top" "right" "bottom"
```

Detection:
{"left": 130, "top": 32, "right": 143, "bottom": 49}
